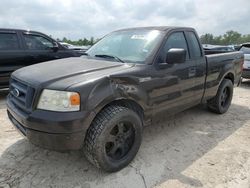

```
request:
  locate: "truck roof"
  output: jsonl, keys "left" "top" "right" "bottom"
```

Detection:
{"left": 0, "top": 28, "right": 39, "bottom": 32}
{"left": 0, "top": 28, "right": 50, "bottom": 36}
{"left": 242, "top": 43, "right": 250, "bottom": 47}
{"left": 115, "top": 26, "right": 195, "bottom": 32}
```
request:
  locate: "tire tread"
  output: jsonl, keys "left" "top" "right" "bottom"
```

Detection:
{"left": 84, "top": 105, "right": 129, "bottom": 168}
{"left": 207, "top": 78, "right": 233, "bottom": 114}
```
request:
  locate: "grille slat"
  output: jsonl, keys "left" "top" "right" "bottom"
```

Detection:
{"left": 9, "top": 78, "right": 35, "bottom": 114}
{"left": 11, "top": 81, "right": 27, "bottom": 94}
{"left": 10, "top": 95, "right": 28, "bottom": 112}
{"left": 10, "top": 93, "right": 26, "bottom": 104}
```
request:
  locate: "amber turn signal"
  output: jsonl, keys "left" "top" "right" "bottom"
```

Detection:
{"left": 70, "top": 93, "right": 80, "bottom": 106}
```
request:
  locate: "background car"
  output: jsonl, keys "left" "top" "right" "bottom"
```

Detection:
{"left": 0, "top": 28, "right": 82, "bottom": 89}
{"left": 203, "top": 44, "right": 235, "bottom": 55}
{"left": 203, "top": 44, "right": 235, "bottom": 51}
{"left": 239, "top": 43, "right": 250, "bottom": 79}
{"left": 59, "top": 42, "right": 90, "bottom": 55}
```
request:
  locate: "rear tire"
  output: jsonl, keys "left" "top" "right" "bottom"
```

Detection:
{"left": 84, "top": 105, "right": 142, "bottom": 172}
{"left": 207, "top": 79, "right": 233, "bottom": 114}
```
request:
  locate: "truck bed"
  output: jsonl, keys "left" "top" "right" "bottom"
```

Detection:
{"left": 204, "top": 51, "right": 244, "bottom": 100}
{"left": 204, "top": 49, "right": 233, "bottom": 55}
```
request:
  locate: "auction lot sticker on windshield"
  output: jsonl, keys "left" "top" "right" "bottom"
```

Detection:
{"left": 131, "top": 35, "right": 145, "bottom": 40}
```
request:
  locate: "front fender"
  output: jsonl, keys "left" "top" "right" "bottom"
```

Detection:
{"left": 86, "top": 77, "right": 149, "bottom": 115}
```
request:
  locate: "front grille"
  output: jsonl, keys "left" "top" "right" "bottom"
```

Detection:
{"left": 9, "top": 78, "right": 35, "bottom": 114}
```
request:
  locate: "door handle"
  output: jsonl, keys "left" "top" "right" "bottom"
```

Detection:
{"left": 188, "top": 67, "right": 196, "bottom": 77}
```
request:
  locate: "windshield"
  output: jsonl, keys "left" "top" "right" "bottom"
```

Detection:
{"left": 240, "top": 46, "right": 250, "bottom": 54}
{"left": 86, "top": 29, "right": 163, "bottom": 63}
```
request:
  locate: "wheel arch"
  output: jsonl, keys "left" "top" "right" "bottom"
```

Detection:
{"left": 94, "top": 97, "right": 145, "bottom": 121}
{"left": 82, "top": 94, "right": 147, "bottom": 142}
{"left": 202, "top": 71, "right": 235, "bottom": 103}
{"left": 216, "top": 71, "right": 235, "bottom": 95}
{"left": 223, "top": 72, "right": 234, "bottom": 84}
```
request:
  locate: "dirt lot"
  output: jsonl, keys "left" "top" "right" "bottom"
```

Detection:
{"left": 0, "top": 81, "right": 250, "bottom": 188}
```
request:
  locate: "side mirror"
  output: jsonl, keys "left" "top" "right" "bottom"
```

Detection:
{"left": 166, "top": 48, "right": 186, "bottom": 64}
{"left": 51, "top": 42, "right": 59, "bottom": 52}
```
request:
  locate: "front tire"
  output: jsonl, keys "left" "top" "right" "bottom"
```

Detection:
{"left": 207, "top": 79, "right": 233, "bottom": 114}
{"left": 84, "top": 105, "right": 142, "bottom": 172}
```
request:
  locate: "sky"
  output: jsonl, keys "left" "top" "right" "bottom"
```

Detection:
{"left": 0, "top": 0, "right": 250, "bottom": 40}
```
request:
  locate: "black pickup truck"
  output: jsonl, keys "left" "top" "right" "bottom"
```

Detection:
{"left": 0, "top": 28, "right": 81, "bottom": 89}
{"left": 7, "top": 26, "right": 243, "bottom": 172}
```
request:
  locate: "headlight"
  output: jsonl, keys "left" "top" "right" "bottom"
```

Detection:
{"left": 37, "top": 89, "right": 80, "bottom": 112}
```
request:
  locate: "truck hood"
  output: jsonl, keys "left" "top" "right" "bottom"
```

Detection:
{"left": 12, "top": 57, "right": 132, "bottom": 89}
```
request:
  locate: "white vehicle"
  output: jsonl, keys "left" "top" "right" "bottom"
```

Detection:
{"left": 239, "top": 43, "right": 250, "bottom": 79}
{"left": 59, "top": 42, "right": 90, "bottom": 54}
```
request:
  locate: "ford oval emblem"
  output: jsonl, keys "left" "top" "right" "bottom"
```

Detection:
{"left": 13, "top": 88, "right": 20, "bottom": 97}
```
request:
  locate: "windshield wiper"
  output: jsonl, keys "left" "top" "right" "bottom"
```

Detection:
{"left": 95, "top": 54, "right": 125, "bottom": 63}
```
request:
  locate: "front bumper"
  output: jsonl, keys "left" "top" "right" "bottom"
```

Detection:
{"left": 242, "top": 69, "right": 250, "bottom": 79}
{"left": 7, "top": 96, "right": 95, "bottom": 150}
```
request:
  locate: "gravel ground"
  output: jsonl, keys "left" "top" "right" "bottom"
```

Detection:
{"left": 0, "top": 81, "right": 250, "bottom": 188}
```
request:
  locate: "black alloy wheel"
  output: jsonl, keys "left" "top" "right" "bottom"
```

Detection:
{"left": 84, "top": 105, "right": 142, "bottom": 172}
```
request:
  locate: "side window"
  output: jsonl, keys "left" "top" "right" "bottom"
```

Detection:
{"left": 163, "top": 32, "right": 189, "bottom": 59}
{"left": 0, "top": 33, "right": 19, "bottom": 50}
{"left": 24, "top": 34, "right": 53, "bottom": 50}
{"left": 186, "top": 32, "right": 202, "bottom": 58}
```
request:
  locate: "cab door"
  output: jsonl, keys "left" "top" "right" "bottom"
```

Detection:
{"left": 0, "top": 31, "right": 26, "bottom": 88}
{"left": 185, "top": 31, "right": 207, "bottom": 101}
{"left": 151, "top": 31, "right": 198, "bottom": 119}
{"left": 21, "top": 33, "right": 60, "bottom": 65}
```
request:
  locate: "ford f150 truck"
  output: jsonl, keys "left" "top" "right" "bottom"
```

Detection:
{"left": 0, "top": 28, "right": 81, "bottom": 89}
{"left": 7, "top": 26, "right": 244, "bottom": 172}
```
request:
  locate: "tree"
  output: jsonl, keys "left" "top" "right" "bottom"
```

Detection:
{"left": 214, "top": 36, "right": 223, "bottom": 45}
{"left": 62, "top": 37, "right": 68, "bottom": 42}
{"left": 222, "top": 31, "right": 241, "bottom": 45}
{"left": 199, "top": 30, "right": 249, "bottom": 45}
{"left": 240, "top": 34, "right": 250, "bottom": 44}
{"left": 90, "top": 37, "right": 94, "bottom": 45}
{"left": 83, "top": 38, "right": 88, "bottom": 45}
{"left": 200, "top": 33, "right": 214, "bottom": 44}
